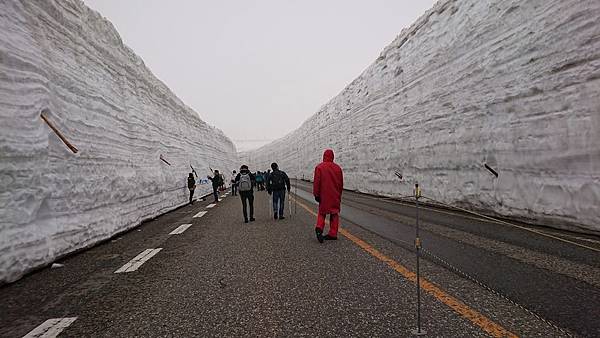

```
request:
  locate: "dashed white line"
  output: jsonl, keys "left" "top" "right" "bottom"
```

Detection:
{"left": 206, "top": 204, "right": 216, "bottom": 208}
{"left": 115, "top": 248, "right": 162, "bottom": 273}
{"left": 23, "top": 317, "right": 77, "bottom": 338}
{"left": 169, "top": 224, "right": 192, "bottom": 235}
{"left": 193, "top": 211, "right": 208, "bottom": 218}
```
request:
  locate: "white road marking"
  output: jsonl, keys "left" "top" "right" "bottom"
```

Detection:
{"left": 114, "top": 248, "right": 162, "bottom": 273}
{"left": 23, "top": 317, "right": 77, "bottom": 338}
{"left": 218, "top": 198, "right": 223, "bottom": 202}
{"left": 193, "top": 211, "right": 207, "bottom": 218}
{"left": 169, "top": 224, "right": 192, "bottom": 235}
{"left": 206, "top": 204, "right": 216, "bottom": 208}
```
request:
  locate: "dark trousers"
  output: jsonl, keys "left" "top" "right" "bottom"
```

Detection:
{"left": 232, "top": 183, "right": 237, "bottom": 196}
{"left": 213, "top": 186, "right": 219, "bottom": 202}
{"left": 189, "top": 188, "right": 195, "bottom": 204}
{"left": 240, "top": 192, "right": 254, "bottom": 220}
{"left": 272, "top": 190, "right": 286, "bottom": 216}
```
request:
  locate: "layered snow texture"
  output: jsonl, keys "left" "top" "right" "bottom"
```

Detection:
{"left": 245, "top": 0, "right": 600, "bottom": 234}
{"left": 0, "top": 1, "right": 237, "bottom": 283}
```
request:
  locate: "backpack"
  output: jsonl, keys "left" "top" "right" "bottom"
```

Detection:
{"left": 239, "top": 173, "right": 252, "bottom": 192}
{"left": 270, "top": 171, "right": 285, "bottom": 190}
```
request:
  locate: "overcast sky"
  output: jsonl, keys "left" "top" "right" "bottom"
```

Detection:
{"left": 84, "top": 0, "right": 437, "bottom": 150}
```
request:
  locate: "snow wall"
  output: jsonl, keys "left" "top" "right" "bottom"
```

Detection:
{"left": 0, "top": 0, "right": 238, "bottom": 283}
{"left": 244, "top": 0, "right": 600, "bottom": 234}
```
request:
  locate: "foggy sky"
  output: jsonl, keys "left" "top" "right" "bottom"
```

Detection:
{"left": 84, "top": 0, "right": 437, "bottom": 151}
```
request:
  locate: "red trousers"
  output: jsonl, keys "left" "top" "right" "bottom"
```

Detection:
{"left": 316, "top": 212, "right": 339, "bottom": 237}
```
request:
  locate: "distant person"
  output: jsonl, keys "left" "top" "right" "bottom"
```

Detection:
{"left": 231, "top": 170, "right": 238, "bottom": 196}
{"left": 265, "top": 169, "right": 271, "bottom": 187}
{"left": 207, "top": 170, "right": 222, "bottom": 203}
{"left": 255, "top": 171, "right": 264, "bottom": 191}
{"left": 187, "top": 173, "right": 196, "bottom": 205}
{"left": 235, "top": 165, "right": 256, "bottom": 223}
{"left": 267, "top": 162, "right": 290, "bottom": 220}
{"left": 313, "top": 149, "right": 343, "bottom": 243}
{"left": 219, "top": 172, "right": 226, "bottom": 191}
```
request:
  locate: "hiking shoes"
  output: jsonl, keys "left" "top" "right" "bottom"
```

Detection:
{"left": 315, "top": 228, "right": 324, "bottom": 243}
{"left": 279, "top": 215, "right": 286, "bottom": 220}
{"left": 323, "top": 235, "right": 337, "bottom": 240}
{"left": 274, "top": 213, "right": 278, "bottom": 220}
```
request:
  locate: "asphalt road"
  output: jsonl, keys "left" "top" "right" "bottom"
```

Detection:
{"left": 292, "top": 179, "right": 600, "bottom": 337}
{"left": 0, "top": 184, "right": 589, "bottom": 337}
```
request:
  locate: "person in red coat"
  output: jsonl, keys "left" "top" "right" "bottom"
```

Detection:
{"left": 313, "top": 149, "right": 344, "bottom": 243}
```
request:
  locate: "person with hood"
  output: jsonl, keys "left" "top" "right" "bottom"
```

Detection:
{"left": 235, "top": 165, "right": 256, "bottom": 223}
{"left": 231, "top": 170, "right": 238, "bottom": 196}
{"left": 267, "top": 162, "right": 290, "bottom": 219}
{"left": 207, "top": 169, "right": 222, "bottom": 203}
{"left": 313, "top": 149, "right": 343, "bottom": 243}
{"left": 187, "top": 172, "right": 196, "bottom": 205}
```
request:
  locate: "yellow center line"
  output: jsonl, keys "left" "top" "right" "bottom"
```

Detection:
{"left": 291, "top": 196, "right": 518, "bottom": 338}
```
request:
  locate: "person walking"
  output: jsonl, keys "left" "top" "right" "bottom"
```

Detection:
{"left": 235, "top": 165, "right": 256, "bottom": 223}
{"left": 313, "top": 149, "right": 343, "bottom": 243}
{"left": 207, "top": 170, "right": 222, "bottom": 203}
{"left": 231, "top": 170, "right": 238, "bottom": 196}
{"left": 255, "top": 171, "right": 264, "bottom": 191}
{"left": 267, "top": 162, "right": 290, "bottom": 220}
{"left": 187, "top": 172, "right": 196, "bottom": 205}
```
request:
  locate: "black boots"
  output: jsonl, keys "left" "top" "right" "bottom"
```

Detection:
{"left": 315, "top": 228, "right": 324, "bottom": 243}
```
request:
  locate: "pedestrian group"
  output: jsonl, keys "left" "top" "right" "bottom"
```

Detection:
{"left": 186, "top": 149, "right": 343, "bottom": 243}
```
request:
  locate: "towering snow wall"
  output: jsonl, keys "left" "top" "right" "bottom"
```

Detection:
{"left": 0, "top": 0, "right": 238, "bottom": 283}
{"left": 245, "top": 0, "right": 600, "bottom": 234}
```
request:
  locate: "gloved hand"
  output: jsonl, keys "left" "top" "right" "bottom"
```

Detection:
{"left": 315, "top": 196, "right": 320, "bottom": 203}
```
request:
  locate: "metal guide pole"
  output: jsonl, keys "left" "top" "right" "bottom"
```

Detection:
{"left": 411, "top": 182, "right": 426, "bottom": 336}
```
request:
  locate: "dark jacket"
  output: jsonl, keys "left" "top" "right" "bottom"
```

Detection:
{"left": 313, "top": 149, "right": 343, "bottom": 214}
{"left": 187, "top": 175, "right": 196, "bottom": 190}
{"left": 208, "top": 174, "right": 223, "bottom": 188}
{"left": 235, "top": 169, "right": 256, "bottom": 193}
{"left": 267, "top": 169, "right": 290, "bottom": 192}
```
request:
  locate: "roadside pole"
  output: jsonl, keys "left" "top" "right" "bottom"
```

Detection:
{"left": 411, "top": 182, "right": 426, "bottom": 336}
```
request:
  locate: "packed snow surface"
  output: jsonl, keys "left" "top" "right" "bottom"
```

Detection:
{"left": 245, "top": 0, "right": 600, "bottom": 234}
{"left": 0, "top": 1, "right": 237, "bottom": 283}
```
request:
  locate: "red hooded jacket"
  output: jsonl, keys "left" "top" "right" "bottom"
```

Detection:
{"left": 313, "top": 149, "right": 344, "bottom": 214}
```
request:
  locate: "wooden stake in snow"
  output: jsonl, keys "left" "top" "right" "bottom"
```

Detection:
{"left": 40, "top": 109, "right": 79, "bottom": 154}
{"left": 484, "top": 163, "right": 499, "bottom": 178}
{"left": 160, "top": 154, "right": 171, "bottom": 166}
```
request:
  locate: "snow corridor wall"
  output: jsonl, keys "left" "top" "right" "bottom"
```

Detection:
{"left": 245, "top": 0, "right": 600, "bottom": 234}
{"left": 0, "top": 1, "right": 238, "bottom": 283}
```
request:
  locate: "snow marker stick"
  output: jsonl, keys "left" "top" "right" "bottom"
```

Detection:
{"left": 40, "top": 109, "right": 79, "bottom": 154}
{"left": 484, "top": 163, "right": 498, "bottom": 178}
{"left": 160, "top": 154, "right": 171, "bottom": 166}
{"left": 190, "top": 165, "right": 198, "bottom": 177}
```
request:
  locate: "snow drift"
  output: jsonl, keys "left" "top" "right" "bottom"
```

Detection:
{"left": 245, "top": 0, "right": 600, "bottom": 234}
{"left": 0, "top": 1, "right": 237, "bottom": 283}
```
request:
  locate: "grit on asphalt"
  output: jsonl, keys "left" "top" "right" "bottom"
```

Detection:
{"left": 0, "top": 189, "right": 570, "bottom": 337}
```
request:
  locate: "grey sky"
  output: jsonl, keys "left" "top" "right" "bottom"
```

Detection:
{"left": 84, "top": 0, "right": 437, "bottom": 151}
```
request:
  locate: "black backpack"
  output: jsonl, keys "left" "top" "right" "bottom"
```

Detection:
{"left": 270, "top": 171, "right": 285, "bottom": 190}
